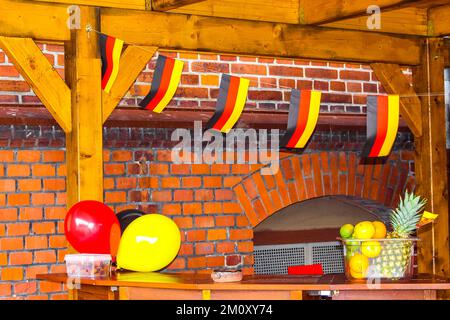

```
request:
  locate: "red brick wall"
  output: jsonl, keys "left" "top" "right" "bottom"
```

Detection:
{"left": 0, "top": 125, "right": 414, "bottom": 300}
{"left": 0, "top": 45, "right": 415, "bottom": 300}
{"left": 0, "top": 45, "right": 409, "bottom": 112}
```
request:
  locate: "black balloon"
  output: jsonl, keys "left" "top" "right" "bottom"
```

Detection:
{"left": 116, "top": 209, "right": 146, "bottom": 233}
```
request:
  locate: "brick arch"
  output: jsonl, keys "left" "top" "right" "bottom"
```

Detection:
{"left": 233, "top": 151, "right": 415, "bottom": 227}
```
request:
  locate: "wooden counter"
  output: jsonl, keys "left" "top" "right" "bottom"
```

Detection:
{"left": 37, "top": 272, "right": 450, "bottom": 300}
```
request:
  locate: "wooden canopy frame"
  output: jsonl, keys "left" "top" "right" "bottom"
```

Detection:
{"left": 0, "top": 0, "right": 449, "bottom": 281}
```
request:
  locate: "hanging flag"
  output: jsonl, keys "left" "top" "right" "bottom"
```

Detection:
{"left": 99, "top": 34, "right": 124, "bottom": 93}
{"left": 282, "top": 90, "right": 322, "bottom": 149}
{"left": 139, "top": 55, "right": 184, "bottom": 113}
{"left": 362, "top": 95, "right": 400, "bottom": 158}
{"left": 206, "top": 74, "right": 250, "bottom": 133}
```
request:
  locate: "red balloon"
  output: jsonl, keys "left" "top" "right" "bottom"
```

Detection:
{"left": 64, "top": 200, "right": 121, "bottom": 256}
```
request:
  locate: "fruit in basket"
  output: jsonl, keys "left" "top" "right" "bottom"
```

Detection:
{"left": 361, "top": 241, "right": 381, "bottom": 258}
{"left": 349, "top": 253, "right": 369, "bottom": 276}
{"left": 372, "top": 221, "right": 387, "bottom": 239}
{"left": 350, "top": 269, "right": 365, "bottom": 279}
{"left": 339, "top": 224, "right": 354, "bottom": 239}
{"left": 353, "top": 221, "right": 375, "bottom": 239}
{"left": 374, "top": 191, "right": 426, "bottom": 278}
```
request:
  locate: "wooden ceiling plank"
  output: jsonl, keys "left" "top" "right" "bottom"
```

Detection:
{"left": 100, "top": 8, "right": 421, "bottom": 65}
{"left": 31, "top": 0, "right": 147, "bottom": 10}
{"left": 324, "top": 7, "right": 428, "bottom": 36}
{"left": 102, "top": 45, "right": 157, "bottom": 123}
{"left": 169, "top": 0, "right": 301, "bottom": 24}
{"left": 0, "top": 0, "right": 70, "bottom": 41}
{"left": 299, "top": 0, "right": 415, "bottom": 25}
{"left": 371, "top": 63, "right": 422, "bottom": 137}
{"left": 0, "top": 36, "right": 71, "bottom": 132}
{"left": 151, "top": 0, "right": 206, "bottom": 11}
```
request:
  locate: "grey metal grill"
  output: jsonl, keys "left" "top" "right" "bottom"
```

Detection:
{"left": 254, "top": 241, "right": 344, "bottom": 275}
{"left": 254, "top": 244, "right": 305, "bottom": 275}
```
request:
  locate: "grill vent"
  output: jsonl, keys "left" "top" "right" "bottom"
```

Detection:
{"left": 254, "top": 241, "right": 344, "bottom": 275}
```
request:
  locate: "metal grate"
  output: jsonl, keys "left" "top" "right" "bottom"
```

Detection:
{"left": 311, "top": 242, "right": 344, "bottom": 274}
{"left": 254, "top": 241, "right": 344, "bottom": 275}
{"left": 254, "top": 244, "right": 306, "bottom": 275}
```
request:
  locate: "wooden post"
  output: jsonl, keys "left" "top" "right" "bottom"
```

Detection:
{"left": 65, "top": 6, "right": 103, "bottom": 206}
{"left": 413, "top": 38, "right": 449, "bottom": 279}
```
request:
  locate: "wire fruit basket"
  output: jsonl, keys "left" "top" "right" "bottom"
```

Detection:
{"left": 340, "top": 238, "right": 418, "bottom": 281}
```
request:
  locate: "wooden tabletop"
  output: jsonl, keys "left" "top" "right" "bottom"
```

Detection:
{"left": 37, "top": 272, "right": 450, "bottom": 291}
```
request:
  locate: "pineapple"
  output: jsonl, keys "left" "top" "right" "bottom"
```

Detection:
{"left": 374, "top": 191, "right": 426, "bottom": 279}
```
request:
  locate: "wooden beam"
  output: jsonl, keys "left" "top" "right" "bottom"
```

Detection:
{"left": 324, "top": 7, "right": 428, "bottom": 36}
{"left": 299, "top": 0, "right": 450, "bottom": 25}
{"left": 0, "top": 105, "right": 411, "bottom": 131}
{"left": 299, "top": 0, "right": 413, "bottom": 25}
{"left": 0, "top": 0, "right": 70, "bottom": 41}
{"left": 101, "top": 9, "right": 421, "bottom": 65}
{"left": 102, "top": 45, "right": 157, "bottom": 123}
{"left": 413, "top": 38, "right": 449, "bottom": 280}
{"left": 428, "top": 5, "right": 450, "bottom": 36}
{"left": 31, "top": 0, "right": 147, "bottom": 10}
{"left": 168, "top": 0, "right": 313, "bottom": 25}
{"left": 370, "top": 63, "right": 422, "bottom": 137}
{"left": 65, "top": 6, "right": 103, "bottom": 205}
{"left": 151, "top": 0, "right": 206, "bottom": 11}
{"left": 0, "top": 36, "right": 71, "bottom": 132}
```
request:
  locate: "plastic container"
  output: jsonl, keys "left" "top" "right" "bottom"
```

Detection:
{"left": 65, "top": 254, "right": 112, "bottom": 278}
{"left": 340, "top": 238, "right": 418, "bottom": 281}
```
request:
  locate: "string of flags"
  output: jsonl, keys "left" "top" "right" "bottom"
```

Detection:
{"left": 98, "top": 31, "right": 401, "bottom": 158}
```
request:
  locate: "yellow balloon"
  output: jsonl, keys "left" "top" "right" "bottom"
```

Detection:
{"left": 117, "top": 214, "right": 181, "bottom": 272}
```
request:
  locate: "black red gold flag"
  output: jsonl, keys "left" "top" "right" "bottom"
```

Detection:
{"left": 282, "top": 89, "right": 322, "bottom": 149}
{"left": 205, "top": 74, "right": 250, "bottom": 133}
{"left": 99, "top": 34, "right": 124, "bottom": 93}
{"left": 362, "top": 95, "right": 400, "bottom": 158}
{"left": 139, "top": 55, "right": 184, "bottom": 113}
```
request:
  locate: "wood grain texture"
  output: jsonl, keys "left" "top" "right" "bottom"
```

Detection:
{"left": 100, "top": 8, "right": 421, "bottom": 65}
{"left": 370, "top": 63, "right": 422, "bottom": 137}
{"left": 428, "top": 5, "right": 450, "bottom": 36}
{"left": 152, "top": 0, "right": 206, "bottom": 11}
{"left": 102, "top": 45, "right": 157, "bottom": 123}
{"left": 169, "top": 0, "right": 301, "bottom": 24}
{"left": 65, "top": 6, "right": 104, "bottom": 205}
{"left": 413, "top": 38, "right": 449, "bottom": 280}
{"left": 0, "top": 37, "right": 71, "bottom": 132}
{"left": 299, "top": 0, "right": 414, "bottom": 25}
{"left": 32, "top": 0, "right": 147, "bottom": 10}
{"left": 0, "top": 0, "right": 70, "bottom": 41}
{"left": 324, "top": 7, "right": 428, "bottom": 36}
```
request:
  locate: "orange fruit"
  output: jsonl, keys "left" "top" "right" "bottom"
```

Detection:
{"left": 361, "top": 241, "right": 382, "bottom": 258}
{"left": 349, "top": 253, "right": 369, "bottom": 275}
{"left": 372, "top": 221, "right": 387, "bottom": 239}
{"left": 353, "top": 221, "right": 375, "bottom": 239}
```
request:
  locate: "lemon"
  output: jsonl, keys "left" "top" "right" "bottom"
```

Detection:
{"left": 353, "top": 221, "right": 376, "bottom": 239}
{"left": 339, "top": 224, "right": 354, "bottom": 239}
{"left": 350, "top": 268, "right": 365, "bottom": 279}
{"left": 349, "top": 253, "right": 369, "bottom": 275}
{"left": 361, "top": 241, "right": 382, "bottom": 258}
{"left": 372, "top": 221, "right": 387, "bottom": 239}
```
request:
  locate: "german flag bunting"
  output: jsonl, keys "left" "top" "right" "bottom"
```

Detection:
{"left": 282, "top": 90, "right": 321, "bottom": 149}
{"left": 206, "top": 74, "right": 250, "bottom": 133}
{"left": 362, "top": 95, "right": 400, "bottom": 158}
{"left": 99, "top": 34, "right": 124, "bottom": 93}
{"left": 139, "top": 55, "right": 184, "bottom": 113}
